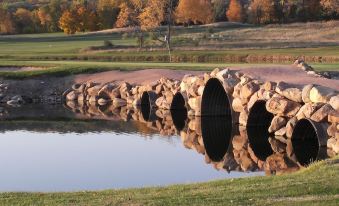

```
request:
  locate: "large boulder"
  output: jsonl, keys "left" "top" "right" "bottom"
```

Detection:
{"left": 286, "top": 117, "right": 298, "bottom": 138}
{"left": 268, "top": 116, "right": 287, "bottom": 133}
{"left": 295, "top": 103, "right": 322, "bottom": 120}
{"left": 328, "top": 110, "right": 339, "bottom": 123}
{"left": 309, "top": 86, "right": 337, "bottom": 104}
{"left": 310, "top": 104, "right": 335, "bottom": 122}
{"left": 66, "top": 91, "right": 78, "bottom": 101}
{"left": 329, "top": 95, "right": 339, "bottom": 111}
{"left": 301, "top": 84, "right": 313, "bottom": 103}
{"left": 240, "top": 81, "right": 259, "bottom": 100}
{"left": 266, "top": 97, "right": 301, "bottom": 117}
{"left": 232, "top": 98, "right": 245, "bottom": 112}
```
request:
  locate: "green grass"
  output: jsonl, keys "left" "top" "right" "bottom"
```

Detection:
{"left": 0, "top": 157, "right": 338, "bottom": 205}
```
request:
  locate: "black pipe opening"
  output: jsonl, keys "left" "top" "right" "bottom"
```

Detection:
{"left": 140, "top": 91, "right": 157, "bottom": 121}
{"left": 291, "top": 119, "right": 323, "bottom": 166}
{"left": 201, "top": 116, "right": 233, "bottom": 162}
{"left": 201, "top": 78, "right": 232, "bottom": 117}
{"left": 170, "top": 92, "right": 188, "bottom": 131}
{"left": 246, "top": 100, "right": 274, "bottom": 161}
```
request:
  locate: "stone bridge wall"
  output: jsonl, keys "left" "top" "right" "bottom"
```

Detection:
{"left": 63, "top": 67, "right": 339, "bottom": 155}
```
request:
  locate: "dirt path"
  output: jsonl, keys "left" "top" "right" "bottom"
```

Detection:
{"left": 74, "top": 65, "right": 339, "bottom": 90}
{"left": 0, "top": 67, "right": 45, "bottom": 72}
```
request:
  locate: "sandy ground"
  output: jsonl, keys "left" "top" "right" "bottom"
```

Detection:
{"left": 74, "top": 65, "right": 339, "bottom": 90}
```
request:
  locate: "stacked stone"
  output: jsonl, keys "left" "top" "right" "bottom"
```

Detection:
{"left": 65, "top": 81, "right": 143, "bottom": 109}
{"left": 152, "top": 77, "right": 181, "bottom": 110}
{"left": 179, "top": 116, "right": 206, "bottom": 155}
{"left": 179, "top": 74, "right": 205, "bottom": 116}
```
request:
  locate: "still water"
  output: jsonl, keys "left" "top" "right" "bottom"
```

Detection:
{"left": 0, "top": 104, "right": 324, "bottom": 192}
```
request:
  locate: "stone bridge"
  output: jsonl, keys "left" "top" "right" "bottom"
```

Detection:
{"left": 64, "top": 66, "right": 339, "bottom": 157}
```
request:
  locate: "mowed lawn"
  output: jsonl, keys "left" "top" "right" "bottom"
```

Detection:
{"left": 0, "top": 157, "right": 338, "bottom": 206}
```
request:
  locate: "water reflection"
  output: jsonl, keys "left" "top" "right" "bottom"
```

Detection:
{"left": 0, "top": 103, "right": 333, "bottom": 191}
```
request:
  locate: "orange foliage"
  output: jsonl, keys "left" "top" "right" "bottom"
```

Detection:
{"left": 139, "top": 0, "right": 167, "bottom": 30}
{"left": 59, "top": 10, "right": 79, "bottom": 34}
{"left": 226, "top": 0, "right": 245, "bottom": 22}
{"left": 249, "top": 0, "right": 275, "bottom": 24}
{"left": 175, "top": 0, "right": 214, "bottom": 24}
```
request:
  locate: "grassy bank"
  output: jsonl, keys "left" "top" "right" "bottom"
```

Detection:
{"left": 0, "top": 60, "right": 338, "bottom": 79}
{"left": 0, "top": 157, "right": 338, "bottom": 205}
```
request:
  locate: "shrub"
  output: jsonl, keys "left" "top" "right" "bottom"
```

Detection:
{"left": 103, "top": 40, "right": 113, "bottom": 47}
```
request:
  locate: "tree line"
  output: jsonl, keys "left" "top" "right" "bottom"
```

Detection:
{"left": 0, "top": 0, "right": 338, "bottom": 35}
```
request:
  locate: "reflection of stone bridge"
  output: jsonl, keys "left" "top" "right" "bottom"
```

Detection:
{"left": 62, "top": 102, "right": 329, "bottom": 175}
{"left": 64, "top": 66, "right": 339, "bottom": 161}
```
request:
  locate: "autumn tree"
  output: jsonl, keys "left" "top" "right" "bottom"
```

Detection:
{"left": 0, "top": 8, "right": 15, "bottom": 34}
{"left": 321, "top": 0, "right": 339, "bottom": 16}
{"left": 249, "top": 0, "right": 275, "bottom": 24}
{"left": 14, "top": 8, "right": 34, "bottom": 33}
{"left": 139, "top": 0, "right": 167, "bottom": 30}
{"left": 175, "top": 0, "right": 214, "bottom": 25}
{"left": 97, "top": 0, "right": 120, "bottom": 29}
{"left": 59, "top": 9, "right": 79, "bottom": 34}
{"left": 226, "top": 0, "right": 245, "bottom": 22}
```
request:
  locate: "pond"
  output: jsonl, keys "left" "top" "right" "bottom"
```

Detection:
{"left": 0, "top": 104, "right": 327, "bottom": 192}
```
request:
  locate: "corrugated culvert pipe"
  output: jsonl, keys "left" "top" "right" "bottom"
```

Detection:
{"left": 246, "top": 100, "right": 274, "bottom": 161}
{"left": 170, "top": 92, "right": 188, "bottom": 131}
{"left": 201, "top": 116, "right": 233, "bottom": 162}
{"left": 201, "top": 78, "right": 232, "bottom": 118}
{"left": 291, "top": 118, "right": 328, "bottom": 166}
{"left": 140, "top": 91, "right": 158, "bottom": 121}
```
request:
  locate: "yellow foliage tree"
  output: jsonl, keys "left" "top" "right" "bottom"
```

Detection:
{"left": 59, "top": 10, "right": 79, "bottom": 34}
{"left": 226, "top": 0, "right": 245, "bottom": 22}
{"left": 139, "top": 0, "right": 167, "bottom": 30}
{"left": 175, "top": 0, "right": 214, "bottom": 24}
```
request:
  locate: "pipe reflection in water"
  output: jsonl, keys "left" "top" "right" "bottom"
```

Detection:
{"left": 141, "top": 91, "right": 157, "bottom": 121}
{"left": 291, "top": 119, "right": 328, "bottom": 166}
{"left": 201, "top": 116, "right": 233, "bottom": 162}
{"left": 246, "top": 100, "right": 274, "bottom": 161}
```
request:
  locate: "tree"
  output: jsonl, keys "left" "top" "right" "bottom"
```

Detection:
{"left": 97, "top": 0, "right": 120, "bottom": 29}
{"left": 59, "top": 9, "right": 79, "bottom": 34}
{"left": 139, "top": 0, "right": 167, "bottom": 30}
{"left": 212, "top": 0, "right": 229, "bottom": 21}
{"left": 226, "top": 0, "right": 245, "bottom": 22}
{"left": 37, "top": 7, "right": 53, "bottom": 32}
{"left": 115, "top": 2, "right": 136, "bottom": 28}
{"left": 249, "top": 0, "right": 275, "bottom": 24}
{"left": 321, "top": 0, "right": 339, "bottom": 16}
{"left": 0, "top": 8, "right": 15, "bottom": 34}
{"left": 14, "top": 8, "right": 34, "bottom": 33}
{"left": 175, "top": 0, "right": 214, "bottom": 25}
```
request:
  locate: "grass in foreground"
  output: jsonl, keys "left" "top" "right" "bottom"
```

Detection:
{"left": 0, "top": 60, "right": 338, "bottom": 79}
{"left": 0, "top": 157, "right": 338, "bottom": 205}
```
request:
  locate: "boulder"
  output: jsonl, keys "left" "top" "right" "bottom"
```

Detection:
{"left": 197, "top": 86, "right": 205, "bottom": 96}
{"left": 188, "top": 97, "right": 201, "bottom": 111}
{"left": 328, "top": 111, "right": 339, "bottom": 123}
{"left": 295, "top": 103, "right": 322, "bottom": 120}
{"left": 327, "top": 123, "right": 337, "bottom": 137}
{"left": 266, "top": 97, "right": 301, "bottom": 117}
{"left": 269, "top": 116, "right": 287, "bottom": 133}
{"left": 240, "top": 81, "right": 259, "bottom": 100}
{"left": 310, "top": 104, "right": 335, "bottom": 122}
{"left": 301, "top": 84, "right": 313, "bottom": 103}
{"left": 232, "top": 98, "right": 245, "bottom": 112}
{"left": 286, "top": 117, "right": 298, "bottom": 138}
{"left": 222, "top": 78, "right": 238, "bottom": 93}
{"left": 269, "top": 137, "right": 286, "bottom": 153}
{"left": 239, "top": 110, "right": 249, "bottom": 126}
{"left": 232, "top": 135, "right": 248, "bottom": 151}
{"left": 113, "top": 98, "right": 127, "bottom": 107}
{"left": 210, "top": 68, "right": 220, "bottom": 77}
{"left": 275, "top": 127, "right": 287, "bottom": 136}
{"left": 66, "top": 91, "right": 78, "bottom": 101}
{"left": 329, "top": 95, "right": 339, "bottom": 111}
{"left": 281, "top": 88, "right": 303, "bottom": 103}
{"left": 87, "top": 85, "right": 102, "bottom": 96}
{"left": 155, "top": 96, "right": 165, "bottom": 108}
{"left": 97, "top": 98, "right": 109, "bottom": 106}
{"left": 262, "top": 81, "right": 277, "bottom": 91}
{"left": 309, "top": 86, "right": 337, "bottom": 104}
{"left": 216, "top": 68, "right": 230, "bottom": 81}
